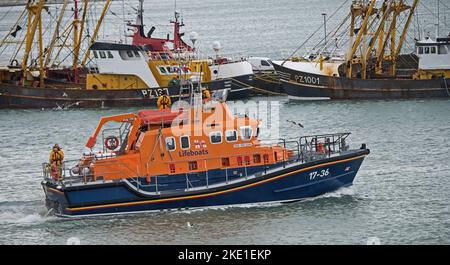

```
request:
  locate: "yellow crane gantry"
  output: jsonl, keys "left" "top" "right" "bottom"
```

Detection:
{"left": 346, "top": 0, "right": 419, "bottom": 79}
{"left": 18, "top": 0, "right": 112, "bottom": 87}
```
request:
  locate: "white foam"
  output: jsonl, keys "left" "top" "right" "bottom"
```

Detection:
{"left": 320, "top": 187, "right": 355, "bottom": 198}
{"left": 0, "top": 208, "right": 56, "bottom": 225}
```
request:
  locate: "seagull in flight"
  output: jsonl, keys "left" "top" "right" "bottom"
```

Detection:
{"left": 287, "top": 120, "right": 304, "bottom": 128}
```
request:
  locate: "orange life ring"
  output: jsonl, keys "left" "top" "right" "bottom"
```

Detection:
{"left": 104, "top": 136, "right": 120, "bottom": 151}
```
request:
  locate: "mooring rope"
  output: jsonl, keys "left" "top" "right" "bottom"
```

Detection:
{"left": 230, "top": 77, "right": 284, "bottom": 96}
{"left": 444, "top": 77, "right": 450, "bottom": 97}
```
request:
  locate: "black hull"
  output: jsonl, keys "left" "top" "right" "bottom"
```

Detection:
{"left": 254, "top": 71, "right": 285, "bottom": 96}
{"left": 0, "top": 78, "right": 252, "bottom": 109}
{"left": 235, "top": 72, "right": 285, "bottom": 96}
{"left": 223, "top": 74, "right": 254, "bottom": 101}
{"left": 273, "top": 63, "right": 450, "bottom": 100}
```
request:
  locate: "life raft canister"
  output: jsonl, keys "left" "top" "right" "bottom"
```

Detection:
{"left": 104, "top": 136, "right": 120, "bottom": 151}
{"left": 157, "top": 95, "right": 172, "bottom": 110}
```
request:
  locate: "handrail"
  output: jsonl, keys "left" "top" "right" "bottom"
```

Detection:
{"left": 43, "top": 133, "right": 353, "bottom": 193}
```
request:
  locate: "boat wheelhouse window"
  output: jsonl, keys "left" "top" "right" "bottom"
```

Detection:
{"left": 93, "top": 51, "right": 98, "bottom": 58}
{"left": 158, "top": 66, "right": 168, "bottom": 74}
{"left": 99, "top": 51, "right": 106, "bottom": 59}
{"left": 107, "top": 51, "right": 114, "bottom": 59}
{"left": 439, "top": 45, "right": 449, "bottom": 54}
{"left": 240, "top": 126, "right": 253, "bottom": 141}
{"left": 225, "top": 130, "right": 238, "bottom": 142}
{"left": 165, "top": 137, "right": 176, "bottom": 151}
{"left": 126, "top": 51, "right": 134, "bottom": 58}
{"left": 160, "top": 53, "right": 170, "bottom": 60}
{"left": 180, "top": 136, "right": 190, "bottom": 150}
{"left": 425, "top": 47, "right": 430, "bottom": 54}
{"left": 418, "top": 46, "right": 424, "bottom": 54}
{"left": 431, "top": 46, "right": 437, "bottom": 54}
{"left": 210, "top": 132, "right": 222, "bottom": 144}
{"left": 133, "top": 51, "right": 141, "bottom": 57}
{"left": 167, "top": 66, "right": 175, "bottom": 73}
{"left": 261, "top": 60, "right": 271, "bottom": 66}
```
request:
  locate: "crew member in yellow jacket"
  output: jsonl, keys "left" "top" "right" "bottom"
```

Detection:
{"left": 49, "top": 144, "right": 64, "bottom": 180}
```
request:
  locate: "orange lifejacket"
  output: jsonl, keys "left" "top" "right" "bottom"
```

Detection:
{"left": 49, "top": 150, "right": 64, "bottom": 166}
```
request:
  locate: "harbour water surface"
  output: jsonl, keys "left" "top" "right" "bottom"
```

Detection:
{"left": 0, "top": 98, "right": 449, "bottom": 244}
{"left": 0, "top": 0, "right": 450, "bottom": 245}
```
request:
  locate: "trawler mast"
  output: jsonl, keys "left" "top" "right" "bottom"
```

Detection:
{"left": 9, "top": 0, "right": 112, "bottom": 86}
{"left": 22, "top": 0, "right": 46, "bottom": 88}
{"left": 346, "top": 0, "right": 419, "bottom": 79}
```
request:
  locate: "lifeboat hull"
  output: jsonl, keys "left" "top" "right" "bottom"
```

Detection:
{"left": 42, "top": 149, "right": 369, "bottom": 217}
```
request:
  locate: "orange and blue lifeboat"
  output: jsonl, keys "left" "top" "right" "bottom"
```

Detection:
{"left": 41, "top": 101, "right": 369, "bottom": 217}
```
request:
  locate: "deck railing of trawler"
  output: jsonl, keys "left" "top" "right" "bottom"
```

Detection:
{"left": 174, "top": 50, "right": 249, "bottom": 64}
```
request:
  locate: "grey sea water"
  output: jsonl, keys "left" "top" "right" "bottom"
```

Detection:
{"left": 0, "top": 0, "right": 450, "bottom": 245}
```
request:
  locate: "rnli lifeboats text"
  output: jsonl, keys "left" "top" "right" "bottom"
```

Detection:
{"left": 179, "top": 149, "right": 209, "bottom": 157}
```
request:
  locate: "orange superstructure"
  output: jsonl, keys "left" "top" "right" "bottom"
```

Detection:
{"left": 85, "top": 100, "right": 288, "bottom": 182}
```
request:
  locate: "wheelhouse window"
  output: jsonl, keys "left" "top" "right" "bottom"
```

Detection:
{"left": 99, "top": 51, "right": 106, "bottom": 59}
{"left": 240, "top": 126, "right": 253, "bottom": 141}
{"left": 93, "top": 51, "right": 99, "bottom": 58}
{"left": 431, "top": 46, "right": 437, "bottom": 54}
{"left": 418, "top": 46, "right": 424, "bottom": 54}
{"left": 133, "top": 51, "right": 141, "bottom": 57}
{"left": 439, "top": 45, "right": 449, "bottom": 54}
{"left": 159, "top": 66, "right": 168, "bottom": 74}
{"left": 165, "top": 137, "right": 176, "bottom": 151}
{"left": 225, "top": 130, "right": 238, "bottom": 142}
{"left": 425, "top": 47, "right": 430, "bottom": 54}
{"left": 107, "top": 51, "right": 114, "bottom": 59}
{"left": 126, "top": 50, "right": 134, "bottom": 58}
{"left": 180, "top": 136, "right": 190, "bottom": 150}
{"left": 210, "top": 132, "right": 222, "bottom": 144}
{"left": 261, "top": 60, "right": 271, "bottom": 66}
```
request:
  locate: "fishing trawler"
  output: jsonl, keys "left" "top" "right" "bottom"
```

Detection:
{"left": 41, "top": 84, "right": 369, "bottom": 217}
{"left": 0, "top": 0, "right": 241, "bottom": 109}
{"left": 273, "top": 0, "right": 450, "bottom": 100}
{"left": 128, "top": 0, "right": 255, "bottom": 100}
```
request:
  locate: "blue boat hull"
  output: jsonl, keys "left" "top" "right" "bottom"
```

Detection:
{"left": 42, "top": 150, "right": 369, "bottom": 217}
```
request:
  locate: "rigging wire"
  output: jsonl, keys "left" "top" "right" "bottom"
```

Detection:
{"left": 282, "top": 0, "right": 350, "bottom": 65}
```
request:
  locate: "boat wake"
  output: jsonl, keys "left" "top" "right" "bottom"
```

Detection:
{"left": 0, "top": 203, "right": 57, "bottom": 226}
{"left": 318, "top": 187, "right": 355, "bottom": 199}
